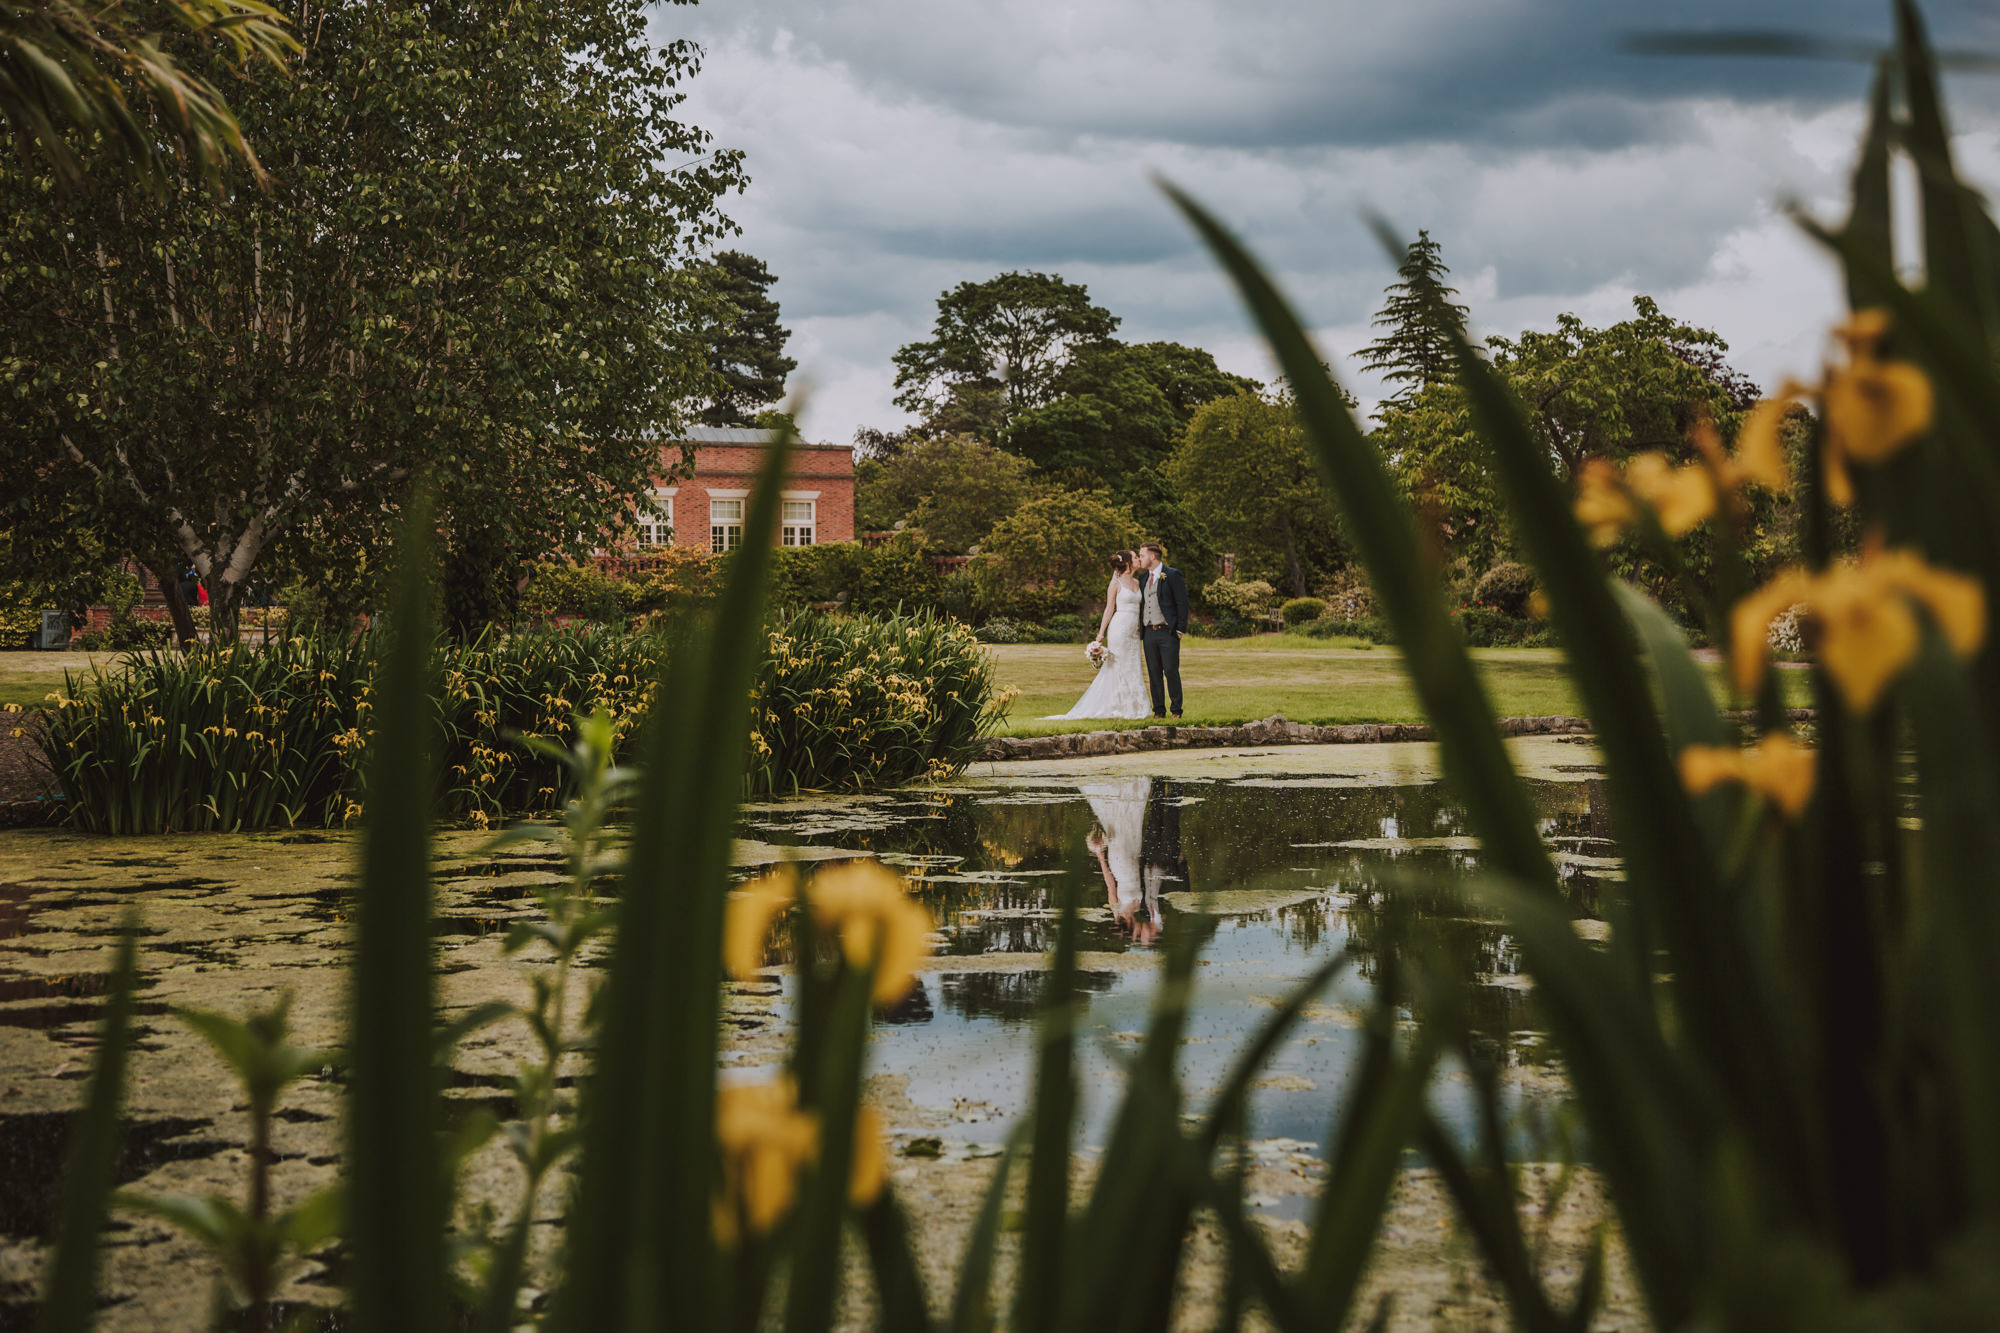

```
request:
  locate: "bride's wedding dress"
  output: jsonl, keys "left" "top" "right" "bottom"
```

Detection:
{"left": 1045, "top": 586, "right": 1152, "bottom": 720}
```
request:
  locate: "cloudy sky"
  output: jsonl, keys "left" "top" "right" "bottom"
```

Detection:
{"left": 657, "top": 0, "right": 2000, "bottom": 444}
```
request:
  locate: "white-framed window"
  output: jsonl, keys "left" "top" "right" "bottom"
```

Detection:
{"left": 710, "top": 497, "right": 744, "bottom": 553}
{"left": 781, "top": 498, "right": 816, "bottom": 547}
{"left": 638, "top": 488, "right": 675, "bottom": 547}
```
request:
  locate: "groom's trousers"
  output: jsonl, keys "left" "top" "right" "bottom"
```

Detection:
{"left": 1142, "top": 625, "right": 1183, "bottom": 717}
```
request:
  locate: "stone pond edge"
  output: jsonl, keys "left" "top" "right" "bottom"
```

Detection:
{"left": 978, "top": 708, "right": 1816, "bottom": 763}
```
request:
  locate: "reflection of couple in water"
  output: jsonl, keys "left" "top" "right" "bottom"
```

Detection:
{"left": 1083, "top": 778, "right": 1187, "bottom": 945}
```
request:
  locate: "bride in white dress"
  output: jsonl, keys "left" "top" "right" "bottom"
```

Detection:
{"left": 1084, "top": 778, "right": 1160, "bottom": 944}
{"left": 1044, "top": 550, "right": 1153, "bottom": 720}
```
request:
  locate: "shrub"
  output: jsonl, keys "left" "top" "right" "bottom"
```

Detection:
{"left": 622, "top": 546, "right": 720, "bottom": 618}
{"left": 974, "top": 618, "right": 1023, "bottom": 644}
{"left": 849, "top": 535, "right": 945, "bottom": 616}
{"left": 0, "top": 594, "right": 40, "bottom": 647}
{"left": 40, "top": 609, "right": 1008, "bottom": 831}
{"left": 1290, "top": 616, "right": 1395, "bottom": 644}
{"left": 1185, "top": 616, "right": 1256, "bottom": 639}
{"left": 1040, "top": 612, "right": 1093, "bottom": 642}
{"left": 981, "top": 489, "right": 1142, "bottom": 622}
{"left": 767, "top": 543, "right": 864, "bottom": 609}
{"left": 1203, "top": 578, "right": 1276, "bottom": 621}
{"left": 1470, "top": 560, "right": 1537, "bottom": 617}
{"left": 1452, "top": 605, "right": 1550, "bottom": 648}
{"left": 1317, "top": 566, "right": 1379, "bottom": 620}
{"left": 281, "top": 579, "right": 358, "bottom": 640}
{"left": 1767, "top": 600, "right": 1808, "bottom": 657}
{"left": 75, "top": 618, "right": 173, "bottom": 652}
{"left": 521, "top": 561, "right": 630, "bottom": 623}
{"left": 101, "top": 570, "right": 144, "bottom": 620}
{"left": 1280, "top": 596, "right": 1326, "bottom": 626}
{"left": 750, "top": 609, "right": 1008, "bottom": 794}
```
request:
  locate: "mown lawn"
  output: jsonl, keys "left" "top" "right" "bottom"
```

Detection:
{"left": 0, "top": 651, "right": 115, "bottom": 710}
{"left": 2, "top": 639, "right": 1812, "bottom": 739}
{"left": 988, "top": 633, "right": 1812, "bottom": 737}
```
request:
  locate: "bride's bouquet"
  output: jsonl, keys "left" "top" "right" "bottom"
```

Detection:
{"left": 1085, "top": 638, "right": 1107, "bottom": 670}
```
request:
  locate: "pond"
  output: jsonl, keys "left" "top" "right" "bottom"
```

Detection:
{"left": 0, "top": 736, "right": 1616, "bottom": 1327}
{"left": 742, "top": 737, "right": 1614, "bottom": 1155}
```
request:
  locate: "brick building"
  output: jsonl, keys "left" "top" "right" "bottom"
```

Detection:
{"left": 634, "top": 426, "right": 855, "bottom": 552}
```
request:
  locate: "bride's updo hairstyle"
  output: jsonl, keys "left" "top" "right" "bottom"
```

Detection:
{"left": 1110, "top": 549, "right": 1136, "bottom": 574}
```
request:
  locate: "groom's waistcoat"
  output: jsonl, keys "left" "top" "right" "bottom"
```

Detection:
{"left": 1142, "top": 572, "right": 1165, "bottom": 627}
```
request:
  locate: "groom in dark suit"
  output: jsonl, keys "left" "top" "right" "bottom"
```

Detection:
{"left": 1135, "top": 541, "right": 1189, "bottom": 719}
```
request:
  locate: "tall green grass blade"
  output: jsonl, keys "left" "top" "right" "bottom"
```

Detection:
{"left": 1057, "top": 924, "right": 1208, "bottom": 1333}
{"left": 947, "top": 1134, "right": 1021, "bottom": 1333}
{"left": 1012, "top": 866, "right": 1081, "bottom": 1333}
{"left": 1199, "top": 952, "right": 1348, "bottom": 1153}
{"left": 1162, "top": 183, "right": 1554, "bottom": 889}
{"left": 345, "top": 491, "right": 447, "bottom": 1333}
{"left": 1296, "top": 1018, "right": 1436, "bottom": 1329}
{"left": 1901, "top": 629, "right": 2000, "bottom": 1214}
{"left": 1613, "top": 584, "right": 1725, "bottom": 756}
{"left": 1896, "top": 0, "right": 1998, "bottom": 340}
{"left": 1159, "top": 1131, "right": 1310, "bottom": 1330}
{"left": 785, "top": 965, "right": 875, "bottom": 1333}
{"left": 1417, "top": 1111, "right": 1565, "bottom": 1333}
{"left": 553, "top": 431, "right": 795, "bottom": 1329}
{"left": 860, "top": 1193, "right": 935, "bottom": 1333}
{"left": 1419, "top": 236, "right": 1821, "bottom": 1207}
{"left": 1614, "top": 585, "right": 1744, "bottom": 879}
{"left": 34, "top": 918, "right": 138, "bottom": 1333}
{"left": 1471, "top": 876, "right": 1703, "bottom": 1325}
{"left": 1842, "top": 59, "right": 1896, "bottom": 312}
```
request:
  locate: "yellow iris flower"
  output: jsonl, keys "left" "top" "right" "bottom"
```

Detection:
{"left": 723, "top": 860, "right": 933, "bottom": 1006}
{"left": 1731, "top": 548, "right": 1985, "bottom": 712}
{"left": 1679, "top": 733, "right": 1817, "bottom": 818}
{"left": 723, "top": 866, "right": 798, "bottom": 983}
{"left": 1572, "top": 419, "right": 1783, "bottom": 548}
{"left": 714, "top": 1077, "right": 819, "bottom": 1245}
{"left": 1743, "top": 311, "right": 1934, "bottom": 507}
{"left": 711, "top": 1079, "right": 891, "bottom": 1248}
{"left": 807, "top": 862, "right": 933, "bottom": 1006}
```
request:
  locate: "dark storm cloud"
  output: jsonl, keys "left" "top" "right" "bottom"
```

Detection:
{"left": 675, "top": 0, "right": 1996, "bottom": 152}
{"left": 658, "top": 0, "right": 2000, "bottom": 439}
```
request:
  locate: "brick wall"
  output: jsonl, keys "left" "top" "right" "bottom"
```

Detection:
{"left": 632, "top": 437, "right": 855, "bottom": 553}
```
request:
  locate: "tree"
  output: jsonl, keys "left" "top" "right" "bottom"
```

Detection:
{"left": 1118, "top": 466, "right": 1218, "bottom": 586}
{"left": 1002, "top": 340, "right": 1255, "bottom": 479}
{"left": 0, "top": 0, "right": 744, "bottom": 640}
{"left": 1086, "top": 340, "right": 1258, "bottom": 426}
{"left": 1, "top": 0, "right": 297, "bottom": 191}
{"left": 1359, "top": 230, "right": 1470, "bottom": 408}
{"left": 1002, "top": 361, "right": 1177, "bottom": 478}
{"left": 1168, "top": 391, "right": 1347, "bottom": 598}
{"left": 979, "top": 488, "right": 1142, "bottom": 621}
{"left": 891, "top": 271, "right": 1118, "bottom": 431}
{"left": 697, "top": 251, "right": 796, "bottom": 426}
{"left": 1374, "top": 296, "right": 1756, "bottom": 573}
{"left": 851, "top": 434, "right": 1037, "bottom": 553}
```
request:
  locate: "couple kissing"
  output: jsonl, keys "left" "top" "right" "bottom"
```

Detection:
{"left": 1045, "top": 541, "right": 1189, "bottom": 722}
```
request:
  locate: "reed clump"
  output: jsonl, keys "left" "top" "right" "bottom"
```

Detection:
{"left": 38, "top": 611, "right": 1009, "bottom": 833}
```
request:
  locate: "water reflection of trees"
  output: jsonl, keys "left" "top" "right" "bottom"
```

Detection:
{"left": 938, "top": 970, "right": 1118, "bottom": 1023}
{"left": 744, "top": 773, "right": 1622, "bottom": 1056}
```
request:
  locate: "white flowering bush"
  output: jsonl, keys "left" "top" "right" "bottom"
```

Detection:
{"left": 1767, "top": 602, "right": 1809, "bottom": 658}
{"left": 1318, "top": 567, "right": 1379, "bottom": 621}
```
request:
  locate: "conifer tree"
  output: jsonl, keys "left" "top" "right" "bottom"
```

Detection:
{"left": 1359, "top": 230, "right": 1471, "bottom": 406}
{"left": 699, "top": 251, "right": 799, "bottom": 426}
